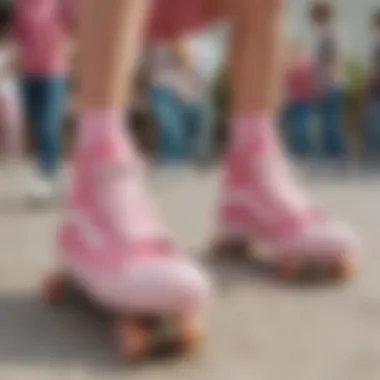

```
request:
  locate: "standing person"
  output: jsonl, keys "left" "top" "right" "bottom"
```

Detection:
{"left": 364, "top": 9, "right": 380, "bottom": 160}
{"left": 311, "top": 1, "right": 347, "bottom": 162}
{"left": 52, "top": 0, "right": 358, "bottom": 349}
{"left": 0, "top": 21, "right": 23, "bottom": 163}
{"left": 148, "top": 36, "right": 215, "bottom": 166}
{"left": 13, "top": 0, "right": 72, "bottom": 202}
{"left": 285, "top": 41, "right": 316, "bottom": 159}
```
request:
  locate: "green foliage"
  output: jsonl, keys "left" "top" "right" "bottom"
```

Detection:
{"left": 213, "top": 67, "right": 229, "bottom": 113}
{"left": 344, "top": 59, "right": 367, "bottom": 108}
{"left": 212, "top": 59, "right": 369, "bottom": 114}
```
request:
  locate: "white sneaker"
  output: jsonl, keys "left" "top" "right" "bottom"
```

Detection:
{"left": 54, "top": 170, "right": 70, "bottom": 197}
{"left": 28, "top": 176, "right": 55, "bottom": 204}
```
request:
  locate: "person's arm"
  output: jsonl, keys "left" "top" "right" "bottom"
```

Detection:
{"left": 174, "top": 39, "right": 210, "bottom": 95}
{"left": 58, "top": 0, "right": 77, "bottom": 76}
{"left": 1, "top": 41, "right": 20, "bottom": 77}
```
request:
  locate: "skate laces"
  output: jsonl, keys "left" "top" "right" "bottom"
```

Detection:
{"left": 91, "top": 159, "right": 172, "bottom": 252}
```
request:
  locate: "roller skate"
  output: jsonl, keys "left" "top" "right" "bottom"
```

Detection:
{"left": 211, "top": 117, "right": 359, "bottom": 282}
{"left": 44, "top": 119, "right": 210, "bottom": 361}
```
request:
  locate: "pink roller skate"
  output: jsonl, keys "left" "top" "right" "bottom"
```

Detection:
{"left": 212, "top": 117, "right": 358, "bottom": 282}
{"left": 44, "top": 115, "right": 210, "bottom": 360}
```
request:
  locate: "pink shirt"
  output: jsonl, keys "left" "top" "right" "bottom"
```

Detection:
{"left": 286, "top": 59, "right": 316, "bottom": 102}
{"left": 13, "top": 0, "right": 72, "bottom": 76}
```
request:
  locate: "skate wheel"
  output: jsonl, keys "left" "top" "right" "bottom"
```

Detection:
{"left": 43, "top": 274, "right": 64, "bottom": 304}
{"left": 210, "top": 237, "right": 250, "bottom": 260}
{"left": 114, "top": 320, "right": 149, "bottom": 361}
{"left": 332, "top": 255, "right": 356, "bottom": 280}
{"left": 176, "top": 315, "right": 203, "bottom": 354}
{"left": 276, "top": 258, "right": 301, "bottom": 280}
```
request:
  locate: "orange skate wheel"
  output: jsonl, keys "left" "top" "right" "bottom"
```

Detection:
{"left": 332, "top": 255, "right": 356, "bottom": 280}
{"left": 176, "top": 315, "right": 203, "bottom": 354}
{"left": 43, "top": 274, "right": 65, "bottom": 304}
{"left": 114, "top": 320, "right": 150, "bottom": 361}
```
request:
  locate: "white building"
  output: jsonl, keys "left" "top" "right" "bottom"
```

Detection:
{"left": 194, "top": 0, "right": 379, "bottom": 78}
{"left": 287, "top": 0, "right": 378, "bottom": 59}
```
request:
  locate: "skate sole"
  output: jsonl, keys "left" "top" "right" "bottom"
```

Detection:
{"left": 209, "top": 238, "right": 356, "bottom": 284}
{"left": 43, "top": 273, "right": 203, "bottom": 361}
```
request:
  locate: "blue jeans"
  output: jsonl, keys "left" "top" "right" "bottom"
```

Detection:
{"left": 318, "top": 88, "right": 346, "bottom": 158}
{"left": 21, "top": 76, "right": 67, "bottom": 176}
{"left": 286, "top": 101, "right": 314, "bottom": 157}
{"left": 149, "top": 86, "right": 214, "bottom": 163}
{"left": 365, "top": 98, "right": 380, "bottom": 158}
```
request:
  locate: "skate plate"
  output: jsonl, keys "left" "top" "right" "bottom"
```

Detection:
{"left": 210, "top": 238, "right": 355, "bottom": 284}
{"left": 43, "top": 273, "right": 203, "bottom": 361}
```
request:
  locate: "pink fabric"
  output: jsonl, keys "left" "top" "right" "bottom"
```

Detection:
{"left": 13, "top": 0, "right": 71, "bottom": 76}
{"left": 148, "top": 0, "right": 209, "bottom": 42}
{"left": 14, "top": 0, "right": 211, "bottom": 50}
{"left": 286, "top": 59, "right": 316, "bottom": 102}
{"left": 58, "top": 112, "right": 209, "bottom": 313}
{"left": 217, "top": 115, "right": 357, "bottom": 259}
{"left": 52, "top": 0, "right": 209, "bottom": 42}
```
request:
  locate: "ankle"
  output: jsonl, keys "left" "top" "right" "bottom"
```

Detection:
{"left": 227, "top": 113, "right": 278, "bottom": 159}
{"left": 75, "top": 109, "right": 140, "bottom": 160}
{"left": 77, "top": 109, "right": 125, "bottom": 147}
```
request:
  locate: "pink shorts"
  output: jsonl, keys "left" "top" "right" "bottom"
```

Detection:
{"left": 148, "top": 0, "right": 213, "bottom": 41}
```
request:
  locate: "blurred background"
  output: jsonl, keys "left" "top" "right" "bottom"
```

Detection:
{"left": 0, "top": 0, "right": 378, "bottom": 169}
{"left": 0, "top": 1, "right": 380, "bottom": 380}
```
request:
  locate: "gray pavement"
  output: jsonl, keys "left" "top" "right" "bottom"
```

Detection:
{"left": 0, "top": 163, "right": 380, "bottom": 380}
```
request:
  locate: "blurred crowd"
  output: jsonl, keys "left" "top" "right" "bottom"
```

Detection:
{"left": 141, "top": 37, "right": 216, "bottom": 167}
{"left": 283, "top": 3, "right": 380, "bottom": 164}
{"left": 0, "top": 0, "right": 378, "bottom": 199}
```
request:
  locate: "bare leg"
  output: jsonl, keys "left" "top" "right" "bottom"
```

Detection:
{"left": 78, "top": 0, "right": 151, "bottom": 109}
{"left": 206, "top": 0, "right": 285, "bottom": 114}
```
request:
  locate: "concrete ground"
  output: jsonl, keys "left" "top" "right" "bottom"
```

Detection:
{"left": 0, "top": 163, "right": 380, "bottom": 380}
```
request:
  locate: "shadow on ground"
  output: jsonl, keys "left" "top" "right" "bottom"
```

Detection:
{"left": 0, "top": 197, "right": 63, "bottom": 215}
{"left": 0, "top": 294, "right": 125, "bottom": 370}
